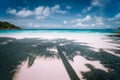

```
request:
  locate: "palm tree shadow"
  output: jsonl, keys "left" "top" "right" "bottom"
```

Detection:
{"left": 0, "top": 37, "right": 120, "bottom": 80}
{"left": 0, "top": 38, "right": 82, "bottom": 80}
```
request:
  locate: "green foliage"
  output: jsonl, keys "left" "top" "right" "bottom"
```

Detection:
{"left": 0, "top": 21, "right": 21, "bottom": 30}
{"left": 117, "top": 27, "right": 120, "bottom": 29}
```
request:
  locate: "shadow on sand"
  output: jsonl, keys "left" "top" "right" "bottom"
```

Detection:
{"left": 0, "top": 37, "right": 120, "bottom": 80}
{"left": 81, "top": 64, "right": 112, "bottom": 80}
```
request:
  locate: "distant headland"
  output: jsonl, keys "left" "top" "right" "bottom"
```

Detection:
{"left": 0, "top": 21, "right": 21, "bottom": 30}
{"left": 117, "top": 27, "right": 120, "bottom": 30}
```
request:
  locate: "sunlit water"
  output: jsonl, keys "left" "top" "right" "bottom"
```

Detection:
{"left": 0, "top": 29, "right": 120, "bottom": 80}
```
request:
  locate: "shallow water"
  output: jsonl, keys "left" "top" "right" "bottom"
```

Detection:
{"left": 0, "top": 29, "right": 120, "bottom": 80}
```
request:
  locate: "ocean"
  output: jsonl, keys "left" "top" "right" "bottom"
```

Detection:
{"left": 0, "top": 29, "right": 120, "bottom": 80}
{"left": 0, "top": 29, "right": 118, "bottom": 34}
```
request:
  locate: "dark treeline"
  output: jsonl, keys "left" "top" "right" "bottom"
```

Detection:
{"left": 0, "top": 21, "right": 21, "bottom": 30}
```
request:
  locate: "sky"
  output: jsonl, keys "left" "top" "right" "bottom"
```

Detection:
{"left": 0, "top": 0, "right": 120, "bottom": 29}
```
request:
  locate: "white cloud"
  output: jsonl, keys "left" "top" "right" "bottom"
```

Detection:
{"left": 72, "top": 15, "right": 91, "bottom": 23}
{"left": 95, "top": 16, "right": 104, "bottom": 25}
{"left": 34, "top": 6, "right": 44, "bottom": 15}
{"left": 66, "top": 6, "right": 72, "bottom": 9}
{"left": 71, "top": 15, "right": 92, "bottom": 28}
{"left": 83, "top": 15, "right": 91, "bottom": 21}
{"left": 63, "top": 20, "right": 67, "bottom": 24}
{"left": 96, "top": 21, "right": 104, "bottom": 25}
{"left": 92, "top": 0, "right": 100, "bottom": 6}
{"left": 107, "top": 13, "right": 120, "bottom": 26}
{"left": 35, "top": 16, "right": 46, "bottom": 20}
{"left": 42, "top": 7, "right": 50, "bottom": 17}
{"left": 51, "top": 5, "right": 67, "bottom": 14}
{"left": 82, "top": 6, "right": 92, "bottom": 13}
{"left": 56, "top": 10, "right": 67, "bottom": 14}
{"left": 51, "top": 5, "right": 60, "bottom": 13}
{"left": 28, "top": 22, "right": 62, "bottom": 28}
{"left": 28, "top": 23, "right": 40, "bottom": 28}
{"left": 108, "top": 13, "right": 120, "bottom": 21}
{"left": 115, "top": 13, "right": 120, "bottom": 19}
{"left": 7, "top": 8, "right": 16, "bottom": 14}
{"left": 7, "top": 8, "right": 33, "bottom": 17}
{"left": 87, "top": 6, "right": 92, "bottom": 11}
{"left": 34, "top": 24, "right": 40, "bottom": 27}
{"left": 91, "top": 23, "right": 95, "bottom": 27}
{"left": 34, "top": 5, "right": 66, "bottom": 20}
{"left": 71, "top": 15, "right": 105, "bottom": 28}
{"left": 7, "top": 4, "right": 67, "bottom": 20}
{"left": 81, "top": 9, "right": 87, "bottom": 13}
{"left": 82, "top": 0, "right": 110, "bottom": 13}
{"left": 77, "top": 13, "right": 81, "bottom": 17}
{"left": 76, "top": 22, "right": 89, "bottom": 27}
{"left": 28, "top": 23, "right": 33, "bottom": 27}
{"left": 34, "top": 7, "right": 51, "bottom": 20}
{"left": 16, "top": 8, "right": 33, "bottom": 17}
{"left": 91, "top": 0, "right": 110, "bottom": 7}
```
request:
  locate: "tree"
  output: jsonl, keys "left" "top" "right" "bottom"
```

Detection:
{"left": 0, "top": 21, "right": 21, "bottom": 30}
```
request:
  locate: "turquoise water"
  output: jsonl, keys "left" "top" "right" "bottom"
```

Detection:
{"left": 0, "top": 29, "right": 118, "bottom": 34}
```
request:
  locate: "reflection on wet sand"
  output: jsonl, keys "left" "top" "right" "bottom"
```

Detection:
{"left": 0, "top": 37, "right": 120, "bottom": 80}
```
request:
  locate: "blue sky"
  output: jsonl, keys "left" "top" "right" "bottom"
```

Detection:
{"left": 0, "top": 0, "right": 120, "bottom": 29}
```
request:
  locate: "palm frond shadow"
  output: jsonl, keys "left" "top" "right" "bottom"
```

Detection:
{"left": 81, "top": 64, "right": 113, "bottom": 80}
